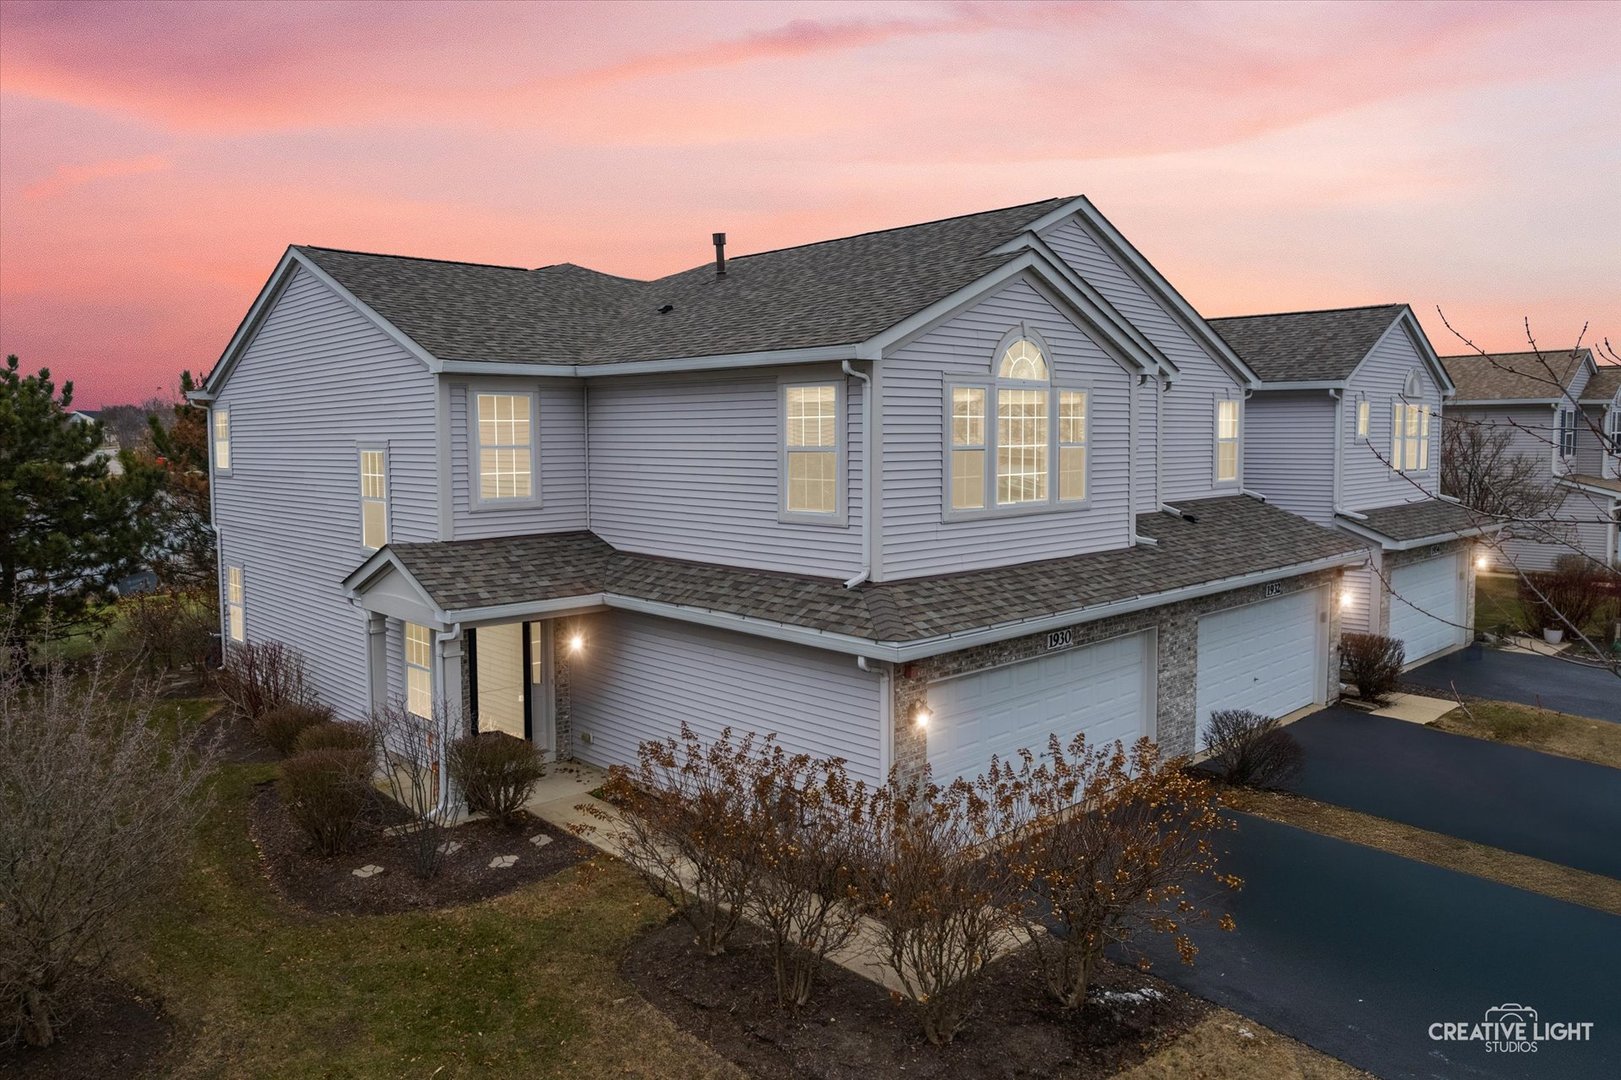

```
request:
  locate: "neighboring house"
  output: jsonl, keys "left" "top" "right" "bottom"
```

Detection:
{"left": 1440, "top": 349, "right": 1620, "bottom": 571}
{"left": 67, "top": 409, "right": 124, "bottom": 475}
{"left": 1211, "top": 304, "right": 1491, "bottom": 667}
{"left": 195, "top": 196, "right": 1369, "bottom": 787}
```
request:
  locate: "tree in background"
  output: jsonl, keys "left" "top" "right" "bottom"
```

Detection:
{"left": 0, "top": 356, "right": 164, "bottom": 662}
{"left": 137, "top": 371, "right": 216, "bottom": 591}
{"left": 1440, "top": 416, "right": 1560, "bottom": 522}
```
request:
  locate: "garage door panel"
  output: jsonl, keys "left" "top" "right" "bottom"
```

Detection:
{"left": 926, "top": 632, "right": 1151, "bottom": 787}
{"left": 1389, "top": 555, "right": 1464, "bottom": 665}
{"left": 1197, "top": 589, "right": 1324, "bottom": 747}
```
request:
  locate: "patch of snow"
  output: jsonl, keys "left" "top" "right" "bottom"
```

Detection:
{"left": 1094, "top": 987, "right": 1166, "bottom": 1006}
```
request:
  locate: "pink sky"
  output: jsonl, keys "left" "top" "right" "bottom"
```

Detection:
{"left": 1, "top": 0, "right": 1617, "bottom": 406}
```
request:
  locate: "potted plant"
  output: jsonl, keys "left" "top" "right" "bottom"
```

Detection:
{"left": 1543, "top": 626, "right": 1565, "bottom": 645}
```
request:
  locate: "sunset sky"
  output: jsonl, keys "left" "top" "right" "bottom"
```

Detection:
{"left": 1, "top": 0, "right": 1617, "bottom": 406}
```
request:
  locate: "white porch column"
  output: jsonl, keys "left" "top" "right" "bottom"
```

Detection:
{"left": 436, "top": 629, "right": 465, "bottom": 732}
{"left": 365, "top": 612, "right": 389, "bottom": 718}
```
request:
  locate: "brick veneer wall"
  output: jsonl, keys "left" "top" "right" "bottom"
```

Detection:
{"left": 889, "top": 568, "right": 1346, "bottom": 784}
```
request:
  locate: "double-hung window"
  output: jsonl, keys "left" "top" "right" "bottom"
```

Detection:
{"left": 950, "top": 387, "right": 987, "bottom": 510}
{"left": 1604, "top": 409, "right": 1621, "bottom": 457}
{"left": 1391, "top": 400, "right": 1431, "bottom": 471}
{"left": 1555, "top": 407, "right": 1578, "bottom": 460}
{"left": 1058, "top": 389, "right": 1088, "bottom": 501}
{"left": 359, "top": 448, "right": 388, "bottom": 550}
{"left": 475, "top": 392, "right": 535, "bottom": 502}
{"left": 404, "top": 622, "right": 433, "bottom": 719}
{"left": 1215, "top": 398, "right": 1241, "bottom": 483}
{"left": 1356, "top": 397, "right": 1370, "bottom": 439}
{"left": 783, "top": 383, "right": 840, "bottom": 517}
{"left": 213, "top": 406, "right": 231, "bottom": 474}
{"left": 225, "top": 565, "right": 244, "bottom": 643}
{"left": 995, "top": 338, "right": 1050, "bottom": 505}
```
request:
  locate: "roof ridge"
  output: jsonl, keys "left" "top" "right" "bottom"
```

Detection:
{"left": 295, "top": 244, "right": 532, "bottom": 273}
{"left": 1208, "top": 302, "right": 1406, "bottom": 323}
{"left": 1438, "top": 346, "right": 1591, "bottom": 361}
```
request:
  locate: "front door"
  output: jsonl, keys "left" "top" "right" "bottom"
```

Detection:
{"left": 470, "top": 622, "right": 551, "bottom": 752}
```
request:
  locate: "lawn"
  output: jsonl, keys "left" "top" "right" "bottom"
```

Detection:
{"left": 1430, "top": 699, "right": 1621, "bottom": 770}
{"left": 1473, "top": 572, "right": 1523, "bottom": 633}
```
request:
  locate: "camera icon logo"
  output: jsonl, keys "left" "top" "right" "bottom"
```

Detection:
{"left": 1485, "top": 1004, "right": 1538, "bottom": 1027}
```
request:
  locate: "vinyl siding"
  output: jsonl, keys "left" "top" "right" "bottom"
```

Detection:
{"left": 213, "top": 266, "right": 438, "bottom": 720}
{"left": 1040, "top": 216, "right": 1246, "bottom": 503}
{"left": 568, "top": 611, "right": 885, "bottom": 783}
{"left": 1341, "top": 323, "right": 1442, "bottom": 512}
{"left": 448, "top": 379, "right": 589, "bottom": 538}
{"left": 1575, "top": 403, "right": 1614, "bottom": 476}
{"left": 586, "top": 366, "right": 864, "bottom": 577}
{"left": 1244, "top": 391, "right": 1337, "bottom": 525}
{"left": 880, "top": 276, "right": 1133, "bottom": 579}
{"left": 1502, "top": 487, "right": 1619, "bottom": 572}
{"left": 1339, "top": 560, "right": 1377, "bottom": 635}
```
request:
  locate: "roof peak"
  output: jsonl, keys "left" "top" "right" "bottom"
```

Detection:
{"left": 294, "top": 244, "right": 532, "bottom": 273}
{"left": 1209, "top": 302, "right": 1406, "bottom": 323}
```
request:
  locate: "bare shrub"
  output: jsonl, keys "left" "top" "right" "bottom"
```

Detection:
{"left": 848, "top": 771, "right": 1020, "bottom": 1045}
{"left": 1201, "top": 709, "right": 1305, "bottom": 789}
{"left": 996, "top": 736, "right": 1240, "bottom": 1010}
{"left": 447, "top": 732, "right": 545, "bottom": 827}
{"left": 0, "top": 655, "right": 217, "bottom": 1049}
{"left": 292, "top": 720, "right": 374, "bottom": 756}
{"left": 596, "top": 724, "right": 768, "bottom": 957}
{"left": 369, "top": 698, "right": 461, "bottom": 879}
{"left": 259, "top": 701, "right": 334, "bottom": 757}
{"left": 278, "top": 747, "right": 372, "bottom": 856}
{"left": 121, "top": 587, "right": 215, "bottom": 674}
{"left": 215, "top": 640, "right": 312, "bottom": 726}
{"left": 1522, "top": 555, "right": 1614, "bottom": 638}
{"left": 1341, "top": 632, "right": 1404, "bottom": 704}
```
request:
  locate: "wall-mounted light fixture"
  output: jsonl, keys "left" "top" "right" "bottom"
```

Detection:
{"left": 569, "top": 631, "right": 585, "bottom": 655}
{"left": 913, "top": 705, "right": 932, "bottom": 729}
{"left": 1338, "top": 587, "right": 1353, "bottom": 608}
{"left": 1475, "top": 554, "right": 1490, "bottom": 571}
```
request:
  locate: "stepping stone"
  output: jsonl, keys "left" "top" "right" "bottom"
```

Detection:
{"left": 529, "top": 833, "right": 554, "bottom": 848}
{"left": 489, "top": 854, "right": 518, "bottom": 869}
{"left": 437, "top": 840, "right": 464, "bottom": 856}
{"left": 352, "top": 864, "right": 385, "bottom": 879}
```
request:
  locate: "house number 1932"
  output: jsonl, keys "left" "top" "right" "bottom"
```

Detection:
{"left": 1046, "top": 629, "right": 1074, "bottom": 650}
{"left": 1262, "top": 582, "right": 1284, "bottom": 598}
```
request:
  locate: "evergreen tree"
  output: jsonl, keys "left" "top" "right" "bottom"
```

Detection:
{"left": 140, "top": 370, "right": 216, "bottom": 591}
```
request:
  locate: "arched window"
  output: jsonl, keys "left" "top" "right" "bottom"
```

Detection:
{"left": 1403, "top": 370, "right": 1424, "bottom": 398}
{"left": 999, "top": 337, "right": 1050, "bottom": 381}
{"left": 994, "top": 337, "right": 1050, "bottom": 505}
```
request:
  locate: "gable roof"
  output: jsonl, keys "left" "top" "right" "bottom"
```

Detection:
{"left": 349, "top": 495, "right": 1366, "bottom": 659}
{"left": 1440, "top": 348, "right": 1595, "bottom": 403}
{"left": 1579, "top": 363, "right": 1621, "bottom": 405}
{"left": 1206, "top": 304, "right": 1410, "bottom": 383}
{"left": 1336, "top": 497, "right": 1498, "bottom": 549}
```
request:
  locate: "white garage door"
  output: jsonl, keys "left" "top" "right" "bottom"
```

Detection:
{"left": 1389, "top": 553, "right": 1465, "bottom": 665}
{"left": 925, "top": 632, "right": 1152, "bottom": 787}
{"left": 1196, "top": 588, "right": 1323, "bottom": 749}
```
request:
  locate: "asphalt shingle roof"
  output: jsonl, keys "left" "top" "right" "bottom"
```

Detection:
{"left": 383, "top": 495, "right": 1368, "bottom": 645}
{"left": 296, "top": 197, "right": 1075, "bottom": 366}
{"left": 1440, "top": 348, "right": 1593, "bottom": 402}
{"left": 1207, "top": 304, "right": 1407, "bottom": 383}
{"left": 1342, "top": 498, "right": 1493, "bottom": 544}
{"left": 1565, "top": 473, "right": 1621, "bottom": 496}
{"left": 1579, "top": 364, "right": 1621, "bottom": 404}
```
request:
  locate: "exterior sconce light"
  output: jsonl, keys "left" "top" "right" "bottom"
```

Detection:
{"left": 1338, "top": 588, "right": 1353, "bottom": 608}
{"left": 1475, "top": 554, "right": 1490, "bottom": 571}
{"left": 569, "top": 632, "right": 585, "bottom": 654}
{"left": 914, "top": 705, "right": 932, "bottom": 728}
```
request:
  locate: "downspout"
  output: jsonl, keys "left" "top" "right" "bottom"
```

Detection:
{"left": 1155, "top": 374, "right": 1170, "bottom": 514}
{"left": 842, "top": 360, "right": 873, "bottom": 589}
{"left": 205, "top": 401, "right": 225, "bottom": 660}
{"left": 581, "top": 382, "right": 592, "bottom": 529}
{"left": 1329, "top": 388, "right": 1344, "bottom": 523}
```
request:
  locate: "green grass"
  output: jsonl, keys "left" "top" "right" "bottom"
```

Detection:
{"left": 1473, "top": 572, "right": 1523, "bottom": 633}
{"left": 132, "top": 741, "right": 736, "bottom": 1079}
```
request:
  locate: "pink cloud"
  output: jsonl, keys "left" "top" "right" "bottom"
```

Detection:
{"left": 22, "top": 154, "right": 170, "bottom": 200}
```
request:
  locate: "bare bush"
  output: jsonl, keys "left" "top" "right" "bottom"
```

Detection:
{"left": 0, "top": 655, "right": 217, "bottom": 1048}
{"left": 448, "top": 732, "right": 545, "bottom": 827}
{"left": 260, "top": 701, "right": 335, "bottom": 756}
{"left": 1201, "top": 709, "right": 1304, "bottom": 789}
{"left": 1341, "top": 632, "right": 1405, "bottom": 704}
{"left": 369, "top": 699, "right": 461, "bottom": 879}
{"left": 996, "top": 737, "right": 1239, "bottom": 1010}
{"left": 121, "top": 587, "right": 216, "bottom": 675}
{"left": 215, "top": 640, "right": 312, "bottom": 727}
{"left": 278, "top": 748, "right": 372, "bottom": 856}
{"left": 1520, "top": 555, "right": 1615, "bottom": 639}
{"left": 292, "top": 720, "right": 374, "bottom": 756}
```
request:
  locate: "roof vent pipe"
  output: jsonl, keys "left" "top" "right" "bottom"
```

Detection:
{"left": 713, "top": 232, "right": 726, "bottom": 277}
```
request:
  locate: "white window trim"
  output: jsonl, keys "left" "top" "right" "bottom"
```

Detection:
{"left": 213, "top": 404, "right": 231, "bottom": 477}
{"left": 225, "top": 564, "right": 245, "bottom": 643}
{"left": 1355, "top": 395, "right": 1370, "bottom": 440}
{"left": 358, "top": 443, "right": 389, "bottom": 552}
{"left": 1212, "top": 393, "right": 1242, "bottom": 487}
{"left": 404, "top": 621, "right": 434, "bottom": 720}
{"left": 468, "top": 386, "right": 542, "bottom": 511}
{"left": 1056, "top": 386, "right": 1090, "bottom": 504}
{"left": 1603, "top": 407, "right": 1620, "bottom": 479}
{"left": 1553, "top": 405, "right": 1578, "bottom": 471}
{"left": 778, "top": 376, "right": 848, "bottom": 526}
{"left": 1390, "top": 398, "right": 1432, "bottom": 473}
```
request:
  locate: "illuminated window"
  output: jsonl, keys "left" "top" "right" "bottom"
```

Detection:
{"left": 783, "top": 383, "right": 839, "bottom": 515}
{"left": 476, "top": 393, "right": 534, "bottom": 501}
{"left": 950, "top": 387, "right": 986, "bottom": 510}
{"left": 1356, "top": 397, "right": 1370, "bottom": 439}
{"left": 996, "top": 339, "right": 1050, "bottom": 505}
{"left": 1216, "top": 398, "right": 1240, "bottom": 483}
{"left": 404, "top": 622, "right": 433, "bottom": 719}
{"left": 1392, "top": 401, "right": 1431, "bottom": 471}
{"left": 998, "top": 337, "right": 1050, "bottom": 381}
{"left": 359, "top": 449, "right": 387, "bottom": 550}
{"left": 1058, "top": 390, "right": 1088, "bottom": 501}
{"left": 213, "top": 407, "right": 231, "bottom": 473}
{"left": 226, "top": 565, "right": 244, "bottom": 643}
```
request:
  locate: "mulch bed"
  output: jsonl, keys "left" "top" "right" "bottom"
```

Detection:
{"left": 2, "top": 983, "right": 173, "bottom": 1079}
{"left": 622, "top": 920, "right": 1211, "bottom": 1080}
{"left": 248, "top": 782, "right": 593, "bottom": 915}
{"left": 194, "top": 706, "right": 280, "bottom": 765}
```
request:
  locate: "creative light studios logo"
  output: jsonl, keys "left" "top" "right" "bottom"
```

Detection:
{"left": 1430, "top": 1003, "right": 1595, "bottom": 1054}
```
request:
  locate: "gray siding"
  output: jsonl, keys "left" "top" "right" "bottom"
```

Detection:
{"left": 1339, "top": 561, "right": 1377, "bottom": 635}
{"left": 880, "top": 277, "right": 1133, "bottom": 579}
{"left": 1502, "top": 487, "right": 1618, "bottom": 572}
{"left": 568, "top": 611, "right": 885, "bottom": 783}
{"left": 213, "top": 266, "right": 438, "bottom": 720}
{"left": 1244, "top": 391, "right": 1337, "bottom": 525}
{"left": 1341, "top": 323, "right": 1442, "bottom": 512}
{"left": 1040, "top": 216, "right": 1247, "bottom": 503}
{"left": 448, "top": 378, "right": 589, "bottom": 539}
{"left": 586, "top": 366, "right": 864, "bottom": 577}
{"left": 1575, "top": 402, "right": 1616, "bottom": 477}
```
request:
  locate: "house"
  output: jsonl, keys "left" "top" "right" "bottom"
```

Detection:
{"left": 67, "top": 409, "right": 124, "bottom": 475}
{"left": 1209, "top": 304, "right": 1491, "bottom": 667}
{"left": 194, "top": 196, "right": 1370, "bottom": 787}
{"left": 1441, "top": 349, "right": 1620, "bottom": 571}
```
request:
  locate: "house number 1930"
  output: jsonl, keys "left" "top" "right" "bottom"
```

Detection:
{"left": 1046, "top": 629, "right": 1074, "bottom": 650}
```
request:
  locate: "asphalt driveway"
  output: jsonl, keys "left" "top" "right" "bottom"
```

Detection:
{"left": 1125, "top": 813, "right": 1621, "bottom": 1080}
{"left": 1276, "top": 707, "right": 1621, "bottom": 879}
{"left": 1405, "top": 647, "right": 1620, "bottom": 722}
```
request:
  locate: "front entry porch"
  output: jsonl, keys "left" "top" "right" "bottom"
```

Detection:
{"left": 467, "top": 620, "right": 559, "bottom": 759}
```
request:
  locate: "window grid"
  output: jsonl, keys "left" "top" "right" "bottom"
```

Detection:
{"left": 1356, "top": 398, "right": 1369, "bottom": 439}
{"left": 1391, "top": 402, "right": 1430, "bottom": 471}
{"left": 784, "top": 384, "right": 838, "bottom": 514}
{"left": 360, "top": 449, "right": 387, "bottom": 550}
{"left": 998, "top": 338, "right": 1050, "bottom": 381}
{"left": 213, "top": 408, "right": 231, "bottom": 472}
{"left": 950, "top": 387, "right": 987, "bottom": 510}
{"left": 226, "top": 566, "right": 244, "bottom": 643}
{"left": 997, "top": 388, "right": 1049, "bottom": 505}
{"left": 1216, "top": 399, "right": 1240, "bottom": 483}
{"left": 476, "top": 393, "right": 534, "bottom": 501}
{"left": 1058, "top": 389, "right": 1087, "bottom": 501}
{"left": 405, "top": 622, "right": 433, "bottom": 719}
{"left": 1557, "top": 408, "right": 1578, "bottom": 458}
